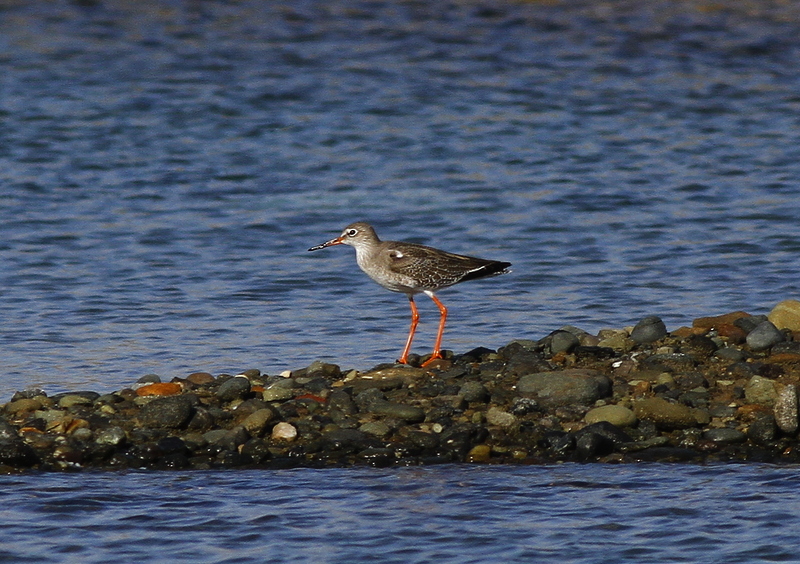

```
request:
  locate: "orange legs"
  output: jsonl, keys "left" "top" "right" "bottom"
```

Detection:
{"left": 398, "top": 296, "right": 420, "bottom": 364}
{"left": 397, "top": 292, "right": 448, "bottom": 367}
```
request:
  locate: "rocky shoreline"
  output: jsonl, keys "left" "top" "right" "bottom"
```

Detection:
{"left": 3, "top": 301, "right": 800, "bottom": 472}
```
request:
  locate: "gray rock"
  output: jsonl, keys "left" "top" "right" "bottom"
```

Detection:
{"left": 746, "top": 321, "right": 786, "bottom": 351}
{"left": 747, "top": 415, "right": 777, "bottom": 444}
{"left": 735, "top": 315, "right": 768, "bottom": 334}
{"left": 216, "top": 376, "right": 251, "bottom": 402}
{"left": 458, "top": 381, "right": 488, "bottom": 403}
{"left": 745, "top": 375, "right": 778, "bottom": 405}
{"left": 774, "top": 384, "right": 798, "bottom": 434}
{"left": 539, "top": 330, "right": 580, "bottom": 355}
{"left": 368, "top": 402, "right": 425, "bottom": 423}
{"left": 359, "top": 421, "right": 391, "bottom": 437}
{"left": 240, "top": 408, "right": 275, "bottom": 436}
{"left": 715, "top": 347, "right": 745, "bottom": 362}
{"left": 630, "top": 316, "right": 668, "bottom": 344}
{"left": 702, "top": 428, "right": 747, "bottom": 444}
{"left": 95, "top": 426, "right": 127, "bottom": 446}
{"left": 138, "top": 396, "right": 194, "bottom": 429}
{"left": 517, "top": 369, "right": 611, "bottom": 406}
{"left": 486, "top": 407, "right": 516, "bottom": 428}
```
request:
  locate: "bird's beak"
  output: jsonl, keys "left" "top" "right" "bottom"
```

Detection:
{"left": 308, "top": 236, "right": 344, "bottom": 251}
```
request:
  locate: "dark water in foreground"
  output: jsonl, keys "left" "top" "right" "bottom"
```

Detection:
{"left": 1, "top": 464, "right": 798, "bottom": 564}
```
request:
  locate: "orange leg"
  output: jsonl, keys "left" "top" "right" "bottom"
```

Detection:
{"left": 421, "top": 292, "right": 447, "bottom": 367}
{"left": 398, "top": 295, "right": 420, "bottom": 364}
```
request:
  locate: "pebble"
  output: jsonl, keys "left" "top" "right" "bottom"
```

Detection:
{"left": 262, "top": 384, "right": 295, "bottom": 402}
{"left": 138, "top": 396, "right": 195, "bottom": 429}
{"left": 359, "top": 421, "right": 391, "bottom": 437}
{"left": 186, "top": 372, "right": 215, "bottom": 385}
{"left": 240, "top": 408, "right": 275, "bottom": 435}
{"left": 745, "top": 320, "right": 786, "bottom": 351}
{"left": 136, "top": 383, "right": 182, "bottom": 397}
{"left": 485, "top": 407, "right": 516, "bottom": 428}
{"left": 466, "top": 444, "right": 492, "bottom": 463}
{"left": 517, "top": 369, "right": 611, "bottom": 406}
{"left": 774, "top": 384, "right": 798, "bottom": 434}
{"left": 633, "top": 397, "right": 709, "bottom": 430}
{"left": 744, "top": 375, "right": 778, "bottom": 406}
{"left": 703, "top": 428, "right": 747, "bottom": 444}
{"left": 692, "top": 311, "right": 751, "bottom": 329}
{"left": 368, "top": 402, "right": 425, "bottom": 423}
{"left": 271, "top": 422, "right": 298, "bottom": 442}
{"left": 458, "top": 382, "right": 488, "bottom": 403}
{"left": 216, "top": 376, "right": 252, "bottom": 402}
{"left": 630, "top": 316, "right": 668, "bottom": 344}
{"left": 768, "top": 299, "right": 800, "bottom": 332}
{"left": 584, "top": 405, "right": 637, "bottom": 427}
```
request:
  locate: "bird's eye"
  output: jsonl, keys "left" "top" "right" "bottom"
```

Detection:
{"left": 347, "top": 229, "right": 358, "bottom": 237}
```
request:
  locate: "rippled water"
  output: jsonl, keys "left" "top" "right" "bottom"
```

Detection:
{"left": 3, "top": 0, "right": 800, "bottom": 395}
{"left": 0, "top": 464, "right": 798, "bottom": 563}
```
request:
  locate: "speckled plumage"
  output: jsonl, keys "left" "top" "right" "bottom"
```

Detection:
{"left": 309, "top": 222, "right": 511, "bottom": 366}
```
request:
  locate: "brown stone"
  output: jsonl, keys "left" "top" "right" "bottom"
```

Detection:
{"left": 715, "top": 323, "right": 747, "bottom": 344}
{"left": 693, "top": 311, "right": 751, "bottom": 329}
{"left": 671, "top": 326, "right": 707, "bottom": 338}
{"left": 768, "top": 300, "right": 800, "bottom": 332}
{"left": 136, "top": 383, "right": 183, "bottom": 397}
{"left": 186, "top": 372, "right": 215, "bottom": 385}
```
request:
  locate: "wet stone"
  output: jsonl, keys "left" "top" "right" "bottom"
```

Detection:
{"left": 715, "top": 347, "right": 745, "bottom": 362}
{"left": 703, "top": 428, "right": 747, "bottom": 444}
{"left": 458, "top": 381, "right": 488, "bottom": 403}
{"left": 138, "top": 396, "right": 195, "bottom": 429}
{"left": 745, "top": 376, "right": 778, "bottom": 406}
{"left": 186, "top": 372, "right": 215, "bottom": 386}
{"left": 240, "top": 408, "right": 275, "bottom": 436}
{"left": 485, "top": 407, "right": 516, "bottom": 428}
{"left": 746, "top": 321, "right": 786, "bottom": 351}
{"left": 735, "top": 315, "right": 768, "bottom": 334}
{"left": 517, "top": 369, "right": 611, "bottom": 406}
{"left": 584, "top": 405, "right": 636, "bottom": 427}
{"left": 747, "top": 415, "right": 778, "bottom": 445}
{"left": 216, "top": 376, "right": 251, "bottom": 402}
{"left": 539, "top": 330, "right": 580, "bottom": 355}
{"left": 774, "top": 384, "right": 798, "bottom": 434}
{"left": 95, "top": 426, "right": 127, "bottom": 446}
{"left": 630, "top": 316, "right": 668, "bottom": 344}
{"left": 634, "top": 397, "right": 709, "bottom": 430}
{"left": 368, "top": 402, "right": 425, "bottom": 423}
{"left": 271, "top": 422, "right": 297, "bottom": 442}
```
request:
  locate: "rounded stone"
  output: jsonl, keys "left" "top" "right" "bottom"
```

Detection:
{"left": 517, "top": 369, "right": 611, "bottom": 406}
{"left": 458, "top": 382, "right": 488, "bottom": 403}
{"left": 5, "top": 398, "right": 43, "bottom": 415}
{"left": 262, "top": 386, "right": 295, "bottom": 402}
{"left": 368, "top": 402, "right": 425, "bottom": 423}
{"left": 216, "top": 376, "right": 251, "bottom": 402}
{"left": 746, "top": 320, "right": 786, "bottom": 351}
{"left": 95, "top": 426, "right": 127, "bottom": 446}
{"left": 634, "top": 397, "right": 708, "bottom": 430}
{"left": 136, "top": 383, "right": 182, "bottom": 397}
{"left": 186, "top": 372, "right": 215, "bottom": 385}
{"left": 58, "top": 394, "right": 94, "bottom": 409}
{"left": 359, "top": 421, "right": 391, "bottom": 437}
{"left": 768, "top": 300, "right": 800, "bottom": 332}
{"left": 466, "top": 444, "right": 492, "bottom": 463}
{"left": 630, "top": 316, "right": 668, "bottom": 344}
{"left": 774, "top": 384, "right": 798, "bottom": 434}
{"left": 744, "top": 375, "right": 778, "bottom": 406}
{"left": 585, "top": 404, "right": 637, "bottom": 427}
{"left": 271, "top": 422, "right": 297, "bottom": 442}
{"left": 485, "top": 407, "right": 516, "bottom": 428}
{"left": 702, "top": 428, "right": 747, "bottom": 444}
{"left": 138, "top": 396, "right": 194, "bottom": 429}
{"left": 240, "top": 408, "right": 275, "bottom": 436}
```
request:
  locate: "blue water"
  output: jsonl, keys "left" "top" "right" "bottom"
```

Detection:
{"left": 1, "top": 464, "right": 799, "bottom": 563}
{"left": 2, "top": 1, "right": 800, "bottom": 560}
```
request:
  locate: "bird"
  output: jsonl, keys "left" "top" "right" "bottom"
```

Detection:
{"left": 308, "top": 222, "right": 511, "bottom": 367}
